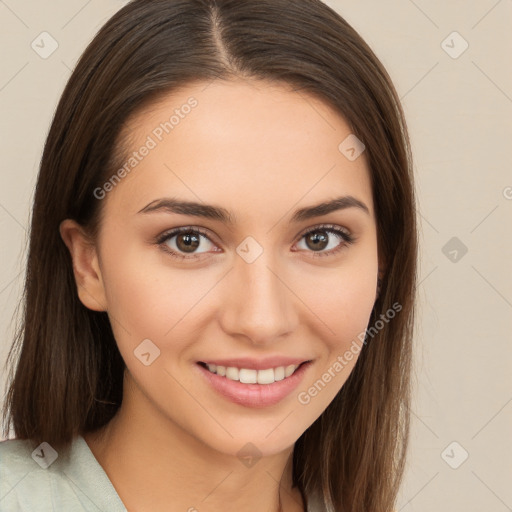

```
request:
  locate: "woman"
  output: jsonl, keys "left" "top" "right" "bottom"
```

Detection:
{"left": 0, "top": 1, "right": 417, "bottom": 511}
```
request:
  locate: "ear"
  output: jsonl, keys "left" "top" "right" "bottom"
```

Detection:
{"left": 59, "top": 219, "right": 107, "bottom": 312}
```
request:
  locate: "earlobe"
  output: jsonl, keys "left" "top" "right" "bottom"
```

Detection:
{"left": 59, "top": 219, "right": 108, "bottom": 312}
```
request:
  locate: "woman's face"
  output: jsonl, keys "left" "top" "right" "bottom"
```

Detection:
{"left": 84, "top": 79, "right": 379, "bottom": 457}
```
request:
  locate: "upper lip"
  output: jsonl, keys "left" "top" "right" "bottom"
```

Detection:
{"left": 198, "top": 356, "right": 312, "bottom": 370}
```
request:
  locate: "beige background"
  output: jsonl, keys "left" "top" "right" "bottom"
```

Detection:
{"left": 1, "top": 1, "right": 511, "bottom": 510}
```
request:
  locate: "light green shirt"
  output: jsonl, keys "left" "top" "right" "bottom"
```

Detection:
{"left": 0, "top": 435, "right": 322, "bottom": 511}
{"left": 0, "top": 435, "right": 127, "bottom": 511}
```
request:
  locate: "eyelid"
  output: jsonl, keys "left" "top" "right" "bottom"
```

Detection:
{"left": 156, "top": 225, "right": 215, "bottom": 244}
{"left": 296, "top": 223, "right": 352, "bottom": 240}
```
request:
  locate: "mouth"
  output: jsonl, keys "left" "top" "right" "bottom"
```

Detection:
{"left": 197, "top": 360, "right": 310, "bottom": 385}
{"left": 194, "top": 359, "right": 313, "bottom": 408}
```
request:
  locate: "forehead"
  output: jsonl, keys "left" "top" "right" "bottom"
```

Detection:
{"left": 103, "top": 78, "right": 374, "bottom": 223}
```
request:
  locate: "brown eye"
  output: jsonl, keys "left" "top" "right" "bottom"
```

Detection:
{"left": 295, "top": 225, "right": 355, "bottom": 257}
{"left": 157, "top": 227, "right": 219, "bottom": 259}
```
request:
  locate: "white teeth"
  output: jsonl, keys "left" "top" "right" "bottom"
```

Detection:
{"left": 284, "top": 364, "right": 296, "bottom": 378}
{"left": 204, "top": 363, "right": 301, "bottom": 384}
{"left": 257, "top": 368, "right": 275, "bottom": 385}
{"left": 225, "top": 367, "right": 239, "bottom": 380}
{"left": 273, "top": 366, "right": 285, "bottom": 381}
{"left": 239, "top": 369, "right": 257, "bottom": 384}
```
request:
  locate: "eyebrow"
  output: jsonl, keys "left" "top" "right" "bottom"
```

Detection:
{"left": 137, "top": 195, "right": 370, "bottom": 224}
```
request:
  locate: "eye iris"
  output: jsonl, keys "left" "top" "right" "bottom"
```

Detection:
{"left": 176, "top": 232, "right": 200, "bottom": 253}
{"left": 306, "top": 231, "right": 329, "bottom": 251}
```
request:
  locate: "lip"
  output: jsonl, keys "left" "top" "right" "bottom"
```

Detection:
{"left": 198, "top": 356, "right": 311, "bottom": 371}
{"left": 194, "top": 360, "right": 313, "bottom": 408}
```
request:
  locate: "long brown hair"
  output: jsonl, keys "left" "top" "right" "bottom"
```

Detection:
{"left": 2, "top": 1, "right": 417, "bottom": 510}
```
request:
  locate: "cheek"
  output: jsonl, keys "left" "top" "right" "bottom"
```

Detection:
{"left": 100, "top": 251, "right": 213, "bottom": 346}
{"left": 316, "top": 270, "right": 376, "bottom": 346}
{"left": 291, "top": 246, "right": 378, "bottom": 404}
{"left": 298, "top": 244, "right": 378, "bottom": 349}
{"left": 97, "top": 236, "right": 237, "bottom": 393}
{"left": 293, "top": 285, "right": 376, "bottom": 415}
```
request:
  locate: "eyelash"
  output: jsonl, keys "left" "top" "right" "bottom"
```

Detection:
{"left": 155, "top": 224, "right": 355, "bottom": 260}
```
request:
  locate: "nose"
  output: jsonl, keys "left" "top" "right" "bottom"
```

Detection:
{"left": 218, "top": 250, "right": 298, "bottom": 345}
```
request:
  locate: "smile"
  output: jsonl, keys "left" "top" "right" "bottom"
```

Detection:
{"left": 195, "top": 360, "right": 312, "bottom": 408}
{"left": 198, "top": 362, "right": 303, "bottom": 384}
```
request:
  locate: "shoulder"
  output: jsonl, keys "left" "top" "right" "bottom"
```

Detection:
{"left": 0, "top": 436, "right": 35, "bottom": 464}
{"left": 0, "top": 436, "right": 49, "bottom": 484}
{"left": 0, "top": 435, "right": 127, "bottom": 512}
{"left": 0, "top": 437, "right": 57, "bottom": 511}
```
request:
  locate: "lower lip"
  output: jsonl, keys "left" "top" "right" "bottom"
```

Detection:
{"left": 195, "top": 361, "right": 312, "bottom": 408}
